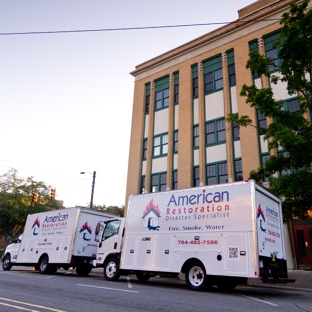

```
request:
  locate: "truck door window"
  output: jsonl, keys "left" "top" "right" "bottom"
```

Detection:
{"left": 102, "top": 220, "right": 121, "bottom": 240}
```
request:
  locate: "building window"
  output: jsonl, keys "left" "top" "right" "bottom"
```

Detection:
{"left": 193, "top": 167, "right": 200, "bottom": 187}
{"left": 155, "top": 76, "right": 169, "bottom": 110}
{"left": 286, "top": 98, "right": 300, "bottom": 113}
{"left": 172, "top": 170, "right": 178, "bottom": 190}
{"left": 173, "top": 131, "right": 178, "bottom": 153}
{"left": 214, "top": 69, "right": 223, "bottom": 90}
{"left": 155, "top": 88, "right": 169, "bottom": 110}
{"left": 257, "top": 109, "right": 267, "bottom": 131}
{"left": 142, "top": 139, "right": 148, "bottom": 160}
{"left": 174, "top": 72, "right": 179, "bottom": 104}
{"left": 174, "top": 84, "right": 179, "bottom": 104}
{"left": 140, "top": 176, "right": 146, "bottom": 194}
{"left": 193, "top": 77, "right": 198, "bottom": 98}
{"left": 206, "top": 162, "right": 228, "bottom": 185}
{"left": 153, "top": 134, "right": 168, "bottom": 157}
{"left": 151, "top": 173, "right": 167, "bottom": 192}
{"left": 232, "top": 118, "right": 239, "bottom": 139}
{"left": 205, "top": 119, "right": 226, "bottom": 145}
{"left": 249, "top": 40, "right": 260, "bottom": 78}
{"left": 228, "top": 64, "right": 236, "bottom": 86}
{"left": 203, "top": 55, "right": 223, "bottom": 94}
{"left": 204, "top": 69, "right": 224, "bottom": 92}
{"left": 261, "top": 154, "right": 270, "bottom": 182}
{"left": 235, "top": 160, "right": 243, "bottom": 181}
{"left": 145, "top": 83, "right": 150, "bottom": 114}
{"left": 145, "top": 94, "right": 150, "bottom": 114}
{"left": 264, "top": 31, "right": 280, "bottom": 72}
{"left": 193, "top": 125, "right": 199, "bottom": 148}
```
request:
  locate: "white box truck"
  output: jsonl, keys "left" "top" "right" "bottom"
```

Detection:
{"left": 94, "top": 180, "right": 295, "bottom": 290}
{"left": 2, "top": 207, "right": 112, "bottom": 276}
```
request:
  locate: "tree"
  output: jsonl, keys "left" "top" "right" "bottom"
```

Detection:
{"left": 92, "top": 204, "right": 124, "bottom": 217}
{"left": 227, "top": 0, "right": 312, "bottom": 220}
{"left": 0, "top": 168, "right": 62, "bottom": 250}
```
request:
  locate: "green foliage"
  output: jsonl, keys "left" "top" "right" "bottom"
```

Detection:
{"left": 0, "top": 168, "right": 63, "bottom": 250}
{"left": 230, "top": 0, "right": 312, "bottom": 219}
{"left": 92, "top": 204, "right": 124, "bottom": 217}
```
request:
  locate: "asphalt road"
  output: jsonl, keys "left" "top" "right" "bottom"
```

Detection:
{"left": 0, "top": 267, "right": 311, "bottom": 312}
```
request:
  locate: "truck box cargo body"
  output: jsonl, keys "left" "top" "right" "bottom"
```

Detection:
{"left": 95, "top": 180, "right": 294, "bottom": 290}
{"left": 2, "top": 207, "right": 112, "bottom": 276}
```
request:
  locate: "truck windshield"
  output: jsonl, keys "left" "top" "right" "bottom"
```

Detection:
{"left": 102, "top": 220, "right": 121, "bottom": 240}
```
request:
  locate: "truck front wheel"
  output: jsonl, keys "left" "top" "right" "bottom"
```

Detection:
{"left": 2, "top": 254, "right": 12, "bottom": 271}
{"left": 185, "top": 261, "right": 207, "bottom": 291}
{"left": 104, "top": 258, "right": 120, "bottom": 281}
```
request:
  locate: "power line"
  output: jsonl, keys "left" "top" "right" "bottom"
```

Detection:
{"left": 0, "top": 19, "right": 280, "bottom": 36}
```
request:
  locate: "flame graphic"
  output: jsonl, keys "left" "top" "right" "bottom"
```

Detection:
{"left": 256, "top": 204, "right": 265, "bottom": 221}
{"left": 79, "top": 222, "right": 92, "bottom": 234}
{"left": 32, "top": 217, "right": 40, "bottom": 229}
{"left": 142, "top": 200, "right": 161, "bottom": 217}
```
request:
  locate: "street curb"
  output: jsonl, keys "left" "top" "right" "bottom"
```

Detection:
{"left": 247, "top": 283, "right": 312, "bottom": 293}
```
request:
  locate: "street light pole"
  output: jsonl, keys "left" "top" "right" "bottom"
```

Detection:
{"left": 90, "top": 171, "right": 96, "bottom": 209}
{"left": 80, "top": 171, "right": 96, "bottom": 209}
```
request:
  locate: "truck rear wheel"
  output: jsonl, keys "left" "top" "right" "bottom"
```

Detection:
{"left": 216, "top": 277, "right": 246, "bottom": 291}
{"left": 136, "top": 272, "right": 151, "bottom": 282}
{"left": 38, "top": 256, "right": 53, "bottom": 274}
{"left": 104, "top": 258, "right": 120, "bottom": 281}
{"left": 2, "top": 254, "right": 12, "bottom": 271}
{"left": 185, "top": 261, "right": 207, "bottom": 291}
{"left": 76, "top": 266, "right": 92, "bottom": 276}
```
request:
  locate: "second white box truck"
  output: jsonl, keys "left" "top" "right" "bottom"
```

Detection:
{"left": 2, "top": 207, "right": 112, "bottom": 275}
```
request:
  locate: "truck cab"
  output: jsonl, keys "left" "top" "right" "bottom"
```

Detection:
{"left": 94, "top": 218, "right": 125, "bottom": 273}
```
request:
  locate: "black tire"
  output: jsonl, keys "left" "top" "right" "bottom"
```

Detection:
{"left": 104, "top": 258, "right": 120, "bottom": 281}
{"left": 38, "top": 256, "right": 52, "bottom": 274}
{"left": 2, "top": 254, "right": 12, "bottom": 271}
{"left": 185, "top": 261, "right": 207, "bottom": 291}
{"left": 34, "top": 264, "right": 39, "bottom": 271}
{"left": 76, "top": 266, "right": 92, "bottom": 276}
{"left": 136, "top": 272, "right": 151, "bottom": 282}
{"left": 216, "top": 277, "right": 246, "bottom": 291}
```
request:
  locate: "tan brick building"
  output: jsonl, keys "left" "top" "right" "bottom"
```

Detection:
{"left": 125, "top": 0, "right": 312, "bottom": 269}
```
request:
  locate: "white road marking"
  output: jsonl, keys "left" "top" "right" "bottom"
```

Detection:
{"left": 77, "top": 284, "right": 139, "bottom": 293}
{"left": 0, "top": 302, "right": 39, "bottom": 312}
{"left": 0, "top": 297, "right": 66, "bottom": 311}
{"left": 239, "top": 293, "right": 279, "bottom": 307}
{"left": 127, "top": 276, "right": 133, "bottom": 288}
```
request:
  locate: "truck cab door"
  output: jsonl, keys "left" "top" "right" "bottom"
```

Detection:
{"left": 96, "top": 219, "right": 124, "bottom": 266}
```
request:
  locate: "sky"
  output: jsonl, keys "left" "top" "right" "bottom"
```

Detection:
{"left": 0, "top": 0, "right": 254, "bottom": 208}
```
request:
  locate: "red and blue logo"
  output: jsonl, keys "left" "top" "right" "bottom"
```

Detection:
{"left": 79, "top": 222, "right": 92, "bottom": 241}
{"left": 142, "top": 200, "right": 161, "bottom": 231}
{"left": 256, "top": 204, "right": 266, "bottom": 233}
{"left": 32, "top": 217, "right": 40, "bottom": 236}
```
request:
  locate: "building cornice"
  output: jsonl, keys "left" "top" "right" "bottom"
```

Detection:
{"left": 130, "top": 0, "right": 304, "bottom": 79}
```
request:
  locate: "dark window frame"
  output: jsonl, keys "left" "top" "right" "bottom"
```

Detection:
{"left": 206, "top": 162, "right": 228, "bottom": 185}
{"left": 205, "top": 118, "right": 226, "bottom": 145}
{"left": 193, "top": 167, "right": 200, "bottom": 187}
{"left": 153, "top": 133, "right": 168, "bottom": 157}
{"left": 151, "top": 172, "right": 167, "bottom": 192}
{"left": 193, "top": 125, "right": 199, "bottom": 148}
{"left": 142, "top": 138, "right": 148, "bottom": 160}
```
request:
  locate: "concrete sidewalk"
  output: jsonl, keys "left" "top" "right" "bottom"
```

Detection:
{"left": 247, "top": 270, "right": 312, "bottom": 292}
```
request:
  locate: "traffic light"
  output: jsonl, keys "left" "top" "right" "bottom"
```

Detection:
{"left": 50, "top": 188, "right": 56, "bottom": 199}
{"left": 33, "top": 192, "right": 38, "bottom": 202}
